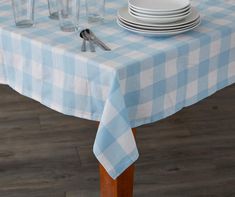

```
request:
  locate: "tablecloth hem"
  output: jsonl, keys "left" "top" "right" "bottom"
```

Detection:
{"left": 2, "top": 79, "right": 235, "bottom": 131}
{"left": 130, "top": 80, "right": 235, "bottom": 129}
{"left": 0, "top": 83, "right": 103, "bottom": 123}
{"left": 96, "top": 149, "right": 139, "bottom": 180}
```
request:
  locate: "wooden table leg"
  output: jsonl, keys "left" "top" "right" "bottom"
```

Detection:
{"left": 99, "top": 128, "right": 136, "bottom": 197}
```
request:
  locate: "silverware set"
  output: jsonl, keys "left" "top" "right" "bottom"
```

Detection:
{"left": 78, "top": 28, "right": 111, "bottom": 52}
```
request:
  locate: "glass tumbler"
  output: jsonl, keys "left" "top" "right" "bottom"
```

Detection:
{"left": 48, "top": 0, "right": 59, "bottom": 19}
{"left": 85, "top": 0, "right": 105, "bottom": 23}
{"left": 57, "top": 0, "right": 80, "bottom": 32}
{"left": 11, "top": 0, "right": 35, "bottom": 28}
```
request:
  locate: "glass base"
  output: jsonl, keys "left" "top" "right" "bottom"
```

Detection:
{"left": 88, "top": 14, "right": 104, "bottom": 23}
{"left": 15, "top": 20, "right": 34, "bottom": 28}
{"left": 60, "top": 24, "right": 75, "bottom": 32}
{"left": 49, "top": 12, "right": 59, "bottom": 20}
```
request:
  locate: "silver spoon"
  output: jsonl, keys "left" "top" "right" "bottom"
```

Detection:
{"left": 85, "top": 29, "right": 111, "bottom": 51}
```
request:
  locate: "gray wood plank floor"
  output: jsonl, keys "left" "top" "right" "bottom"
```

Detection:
{"left": 0, "top": 84, "right": 235, "bottom": 197}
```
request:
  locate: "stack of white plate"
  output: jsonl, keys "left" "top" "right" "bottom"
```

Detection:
{"left": 117, "top": 0, "right": 201, "bottom": 36}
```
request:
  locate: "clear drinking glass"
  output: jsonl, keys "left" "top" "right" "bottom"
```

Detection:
{"left": 11, "top": 0, "right": 35, "bottom": 28}
{"left": 85, "top": 0, "right": 105, "bottom": 23}
{"left": 48, "top": 0, "right": 59, "bottom": 20}
{"left": 57, "top": 0, "right": 80, "bottom": 32}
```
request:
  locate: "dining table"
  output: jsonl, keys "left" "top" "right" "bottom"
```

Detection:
{"left": 0, "top": 0, "right": 234, "bottom": 196}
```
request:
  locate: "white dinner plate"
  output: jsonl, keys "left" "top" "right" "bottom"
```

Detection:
{"left": 129, "top": 4, "right": 191, "bottom": 15}
{"left": 129, "top": 0, "right": 190, "bottom": 12}
{"left": 129, "top": 8, "right": 190, "bottom": 23}
{"left": 118, "top": 15, "right": 200, "bottom": 30}
{"left": 117, "top": 18, "right": 201, "bottom": 36}
{"left": 118, "top": 7, "right": 200, "bottom": 27}
{"left": 117, "top": 16, "right": 200, "bottom": 32}
{"left": 129, "top": 7, "right": 191, "bottom": 18}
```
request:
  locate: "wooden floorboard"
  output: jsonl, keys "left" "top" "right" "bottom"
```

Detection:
{"left": 0, "top": 84, "right": 235, "bottom": 197}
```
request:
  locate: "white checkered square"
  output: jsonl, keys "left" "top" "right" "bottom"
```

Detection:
{"left": 208, "top": 70, "right": 218, "bottom": 88}
{"left": 136, "top": 101, "right": 153, "bottom": 119}
{"left": 53, "top": 69, "right": 65, "bottom": 89}
{"left": 97, "top": 153, "right": 113, "bottom": 172}
{"left": 74, "top": 77, "right": 90, "bottom": 96}
{"left": 117, "top": 131, "right": 136, "bottom": 155}
{"left": 188, "top": 48, "right": 200, "bottom": 67}
{"left": 128, "top": 51, "right": 147, "bottom": 60}
{"left": 213, "top": 19, "right": 232, "bottom": 26}
{"left": 186, "top": 80, "right": 198, "bottom": 99}
{"left": 165, "top": 58, "right": 177, "bottom": 78}
{"left": 102, "top": 100, "right": 119, "bottom": 124}
{"left": 164, "top": 93, "right": 175, "bottom": 109}
{"left": 167, "top": 90, "right": 177, "bottom": 107}
{"left": 12, "top": 53, "right": 24, "bottom": 71}
{"left": 210, "top": 38, "right": 221, "bottom": 58}
{"left": 206, "top": 6, "right": 225, "bottom": 13}
{"left": 140, "top": 67, "right": 154, "bottom": 89}
{"left": 31, "top": 61, "right": 43, "bottom": 80}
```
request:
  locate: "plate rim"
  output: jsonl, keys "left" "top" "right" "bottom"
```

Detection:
{"left": 117, "top": 7, "right": 200, "bottom": 27}
{"left": 128, "top": 5, "right": 191, "bottom": 15}
{"left": 129, "top": 7, "right": 191, "bottom": 18}
{"left": 118, "top": 16, "right": 201, "bottom": 30}
{"left": 117, "top": 17, "right": 201, "bottom": 32}
{"left": 128, "top": 0, "right": 190, "bottom": 12}
{"left": 129, "top": 3, "right": 191, "bottom": 14}
{"left": 129, "top": 9, "right": 191, "bottom": 23}
{"left": 117, "top": 18, "right": 201, "bottom": 36}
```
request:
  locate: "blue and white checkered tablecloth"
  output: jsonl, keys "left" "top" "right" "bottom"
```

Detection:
{"left": 0, "top": 0, "right": 235, "bottom": 179}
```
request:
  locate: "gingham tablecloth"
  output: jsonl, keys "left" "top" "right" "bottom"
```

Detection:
{"left": 0, "top": 0, "right": 235, "bottom": 179}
